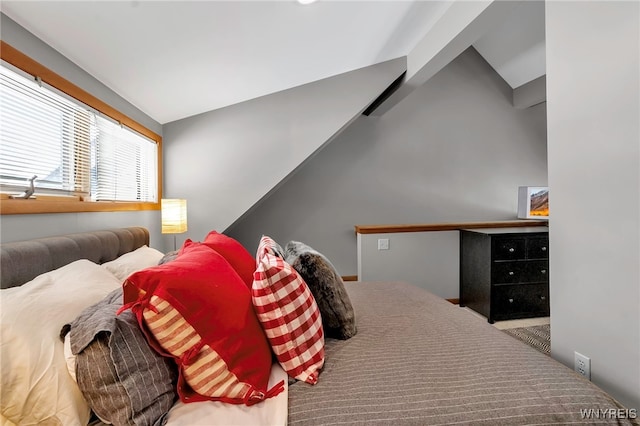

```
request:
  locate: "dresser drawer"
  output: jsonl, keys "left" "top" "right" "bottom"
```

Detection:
{"left": 492, "top": 260, "right": 549, "bottom": 284}
{"left": 492, "top": 238, "right": 526, "bottom": 260}
{"left": 526, "top": 237, "right": 549, "bottom": 259}
{"left": 492, "top": 262, "right": 525, "bottom": 283}
{"left": 524, "top": 260, "right": 549, "bottom": 281}
{"left": 493, "top": 284, "right": 549, "bottom": 317}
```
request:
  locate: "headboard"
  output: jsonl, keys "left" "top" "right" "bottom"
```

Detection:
{"left": 0, "top": 227, "right": 150, "bottom": 289}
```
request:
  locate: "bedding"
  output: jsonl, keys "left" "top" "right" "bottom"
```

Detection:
{"left": 164, "top": 364, "right": 288, "bottom": 426}
{"left": 101, "top": 245, "right": 165, "bottom": 281}
{"left": 65, "top": 287, "right": 178, "bottom": 426}
{"left": 252, "top": 235, "right": 325, "bottom": 385}
{"left": 0, "top": 228, "right": 290, "bottom": 426}
{"left": 1, "top": 228, "right": 637, "bottom": 426}
{"left": 284, "top": 240, "right": 357, "bottom": 340}
{"left": 202, "top": 230, "right": 257, "bottom": 287}
{"left": 0, "top": 259, "right": 121, "bottom": 425}
{"left": 289, "top": 281, "right": 637, "bottom": 425}
{"left": 121, "top": 240, "right": 280, "bottom": 405}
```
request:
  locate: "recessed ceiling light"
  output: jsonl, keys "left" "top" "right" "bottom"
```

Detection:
{"left": 297, "top": 0, "right": 318, "bottom": 4}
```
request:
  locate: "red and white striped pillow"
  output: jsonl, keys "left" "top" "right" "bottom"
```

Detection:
{"left": 142, "top": 295, "right": 255, "bottom": 400}
{"left": 121, "top": 241, "right": 282, "bottom": 405}
{"left": 252, "top": 236, "right": 325, "bottom": 384}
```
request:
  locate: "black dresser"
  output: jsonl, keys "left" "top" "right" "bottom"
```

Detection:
{"left": 459, "top": 226, "right": 549, "bottom": 323}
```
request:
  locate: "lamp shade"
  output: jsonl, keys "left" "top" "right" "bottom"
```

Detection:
{"left": 161, "top": 199, "right": 188, "bottom": 234}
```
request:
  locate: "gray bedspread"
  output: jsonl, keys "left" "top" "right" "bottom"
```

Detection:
{"left": 288, "top": 281, "right": 636, "bottom": 425}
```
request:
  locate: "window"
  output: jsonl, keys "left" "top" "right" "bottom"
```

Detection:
{"left": 89, "top": 114, "right": 157, "bottom": 202}
{"left": 0, "top": 42, "right": 161, "bottom": 214}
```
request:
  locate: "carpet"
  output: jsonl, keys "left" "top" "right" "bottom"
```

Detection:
{"left": 502, "top": 324, "right": 550, "bottom": 355}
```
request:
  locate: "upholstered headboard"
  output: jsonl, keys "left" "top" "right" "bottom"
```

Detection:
{"left": 0, "top": 227, "right": 150, "bottom": 289}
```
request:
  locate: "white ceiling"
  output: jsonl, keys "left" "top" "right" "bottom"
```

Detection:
{"left": 1, "top": 0, "right": 545, "bottom": 125}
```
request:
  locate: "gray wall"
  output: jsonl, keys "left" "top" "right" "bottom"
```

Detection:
{"left": 227, "top": 47, "right": 548, "bottom": 275}
{"left": 0, "top": 211, "right": 163, "bottom": 249}
{"left": 0, "top": 14, "right": 164, "bottom": 249}
{"left": 162, "top": 58, "right": 406, "bottom": 251}
{"left": 358, "top": 231, "right": 460, "bottom": 299}
{"left": 546, "top": 1, "right": 639, "bottom": 409}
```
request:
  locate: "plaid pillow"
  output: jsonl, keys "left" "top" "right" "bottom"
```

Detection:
{"left": 252, "top": 236, "right": 325, "bottom": 384}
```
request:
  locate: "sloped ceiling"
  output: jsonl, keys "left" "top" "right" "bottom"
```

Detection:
{"left": 473, "top": 0, "right": 545, "bottom": 88}
{"left": 0, "top": 0, "right": 545, "bottom": 125}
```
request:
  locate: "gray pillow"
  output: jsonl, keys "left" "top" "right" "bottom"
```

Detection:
{"left": 64, "top": 288, "right": 178, "bottom": 426}
{"left": 261, "top": 235, "right": 286, "bottom": 258}
{"left": 158, "top": 250, "right": 179, "bottom": 265}
{"left": 284, "top": 241, "right": 356, "bottom": 340}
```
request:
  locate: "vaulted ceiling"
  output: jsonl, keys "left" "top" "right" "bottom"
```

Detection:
{"left": 1, "top": 0, "right": 545, "bottom": 125}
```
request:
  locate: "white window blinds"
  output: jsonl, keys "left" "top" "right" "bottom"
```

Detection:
{"left": 91, "top": 114, "right": 157, "bottom": 202}
{"left": 0, "top": 63, "right": 157, "bottom": 202}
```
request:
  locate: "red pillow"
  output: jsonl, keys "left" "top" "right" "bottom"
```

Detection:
{"left": 120, "top": 241, "right": 283, "bottom": 405}
{"left": 199, "top": 231, "right": 256, "bottom": 288}
{"left": 252, "top": 236, "right": 325, "bottom": 384}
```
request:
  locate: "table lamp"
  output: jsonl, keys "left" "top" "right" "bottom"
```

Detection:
{"left": 161, "top": 198, "right": 187, "bottom": 250}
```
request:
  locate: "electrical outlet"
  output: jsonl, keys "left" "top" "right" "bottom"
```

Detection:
{"left": 377, "top": 238, "right": 390, "bottom": 250}
{"left": 574, "top": 352, "right": 591, "bottom": 380}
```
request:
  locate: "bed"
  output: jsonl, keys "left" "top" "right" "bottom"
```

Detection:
{"left": 1, "top": 227, "right": 637, "bottom": 426}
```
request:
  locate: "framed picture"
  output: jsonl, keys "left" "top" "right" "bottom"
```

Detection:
{"left": 518, "top": 186, "right": 549, "bottom": 219}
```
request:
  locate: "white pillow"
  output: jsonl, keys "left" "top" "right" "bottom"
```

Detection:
{"left": 164, "top": 363, "right": 288, "bottom": 426}
{"left": 63, "top": 332, "right": 77, "bottom": 382}
{"left": 0, "top": 260, "right": 121, "bottom": 425}
{"left": 101, "top": 245, "right": 164, "bottom": 281}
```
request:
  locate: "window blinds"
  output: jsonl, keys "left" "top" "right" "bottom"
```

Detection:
{"left": 91, "top": 115, "right": 157, "bottom": 202}
{"left": 0, "top": 63, "right": 157, "bottom": 202}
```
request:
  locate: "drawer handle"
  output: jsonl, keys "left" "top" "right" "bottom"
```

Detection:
{"left": 508, "top": 271, "right": 515, "bottom": 276}
{"left": 508, "top": 248, "right": 515, "bottom": 253}
{"left": 508, "top": 298, "right": 514, "bottom": 303}
{"left": 541, "top": 269, "right": 547, "bottom": 274}
{"left": 541, "top": 247, "right": 547, "bottom": 252}
{"left": 540, "top": 296, "right": 546, "bottom": 301}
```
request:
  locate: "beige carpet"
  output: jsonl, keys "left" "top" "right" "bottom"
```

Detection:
{"left": 502, "top": 324, "right": 550, "bottom": 355}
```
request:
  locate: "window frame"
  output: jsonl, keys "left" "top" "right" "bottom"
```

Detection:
{"left": 0, "top": 41, "right": 162, "bottom": 215}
